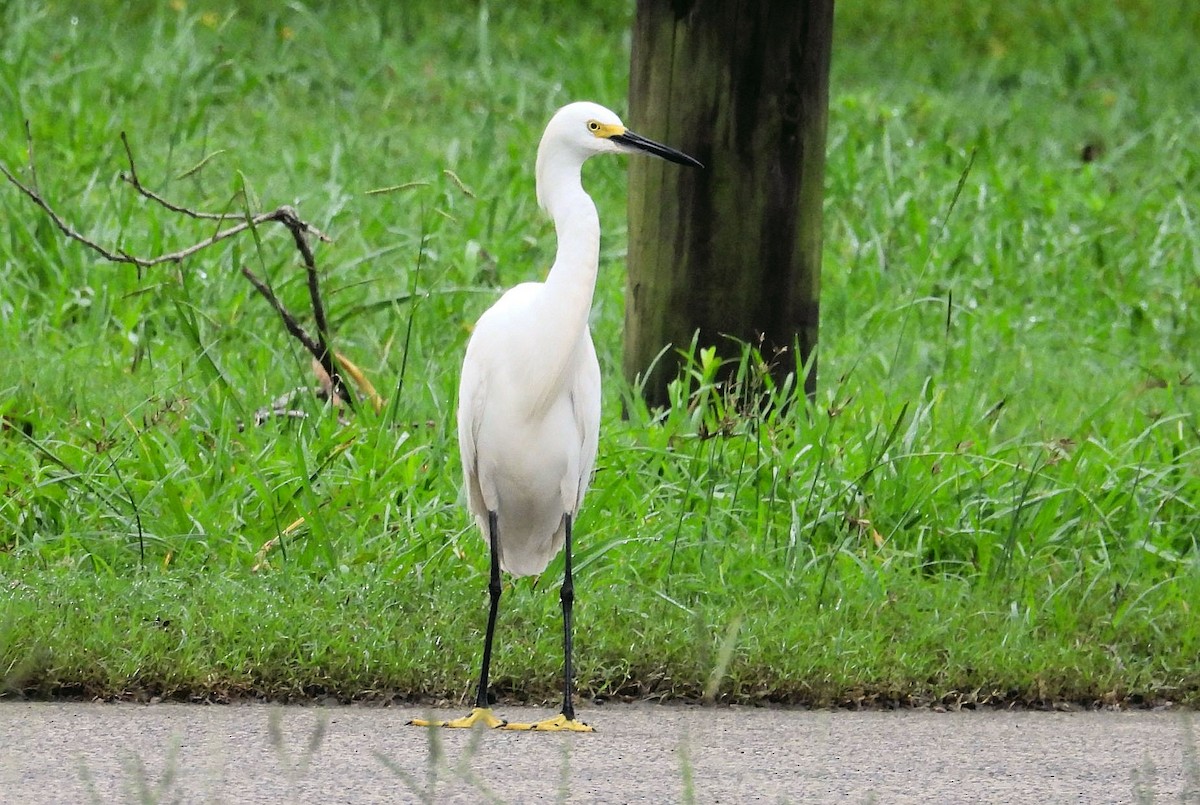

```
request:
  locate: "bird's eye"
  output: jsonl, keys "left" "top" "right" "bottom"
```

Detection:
{"left": 587, "top": 121, "right": 600, "bottom": 133}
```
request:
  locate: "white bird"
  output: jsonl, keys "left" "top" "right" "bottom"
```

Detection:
{"left": 411, "top": 101, "right": 701, "bottom": 732}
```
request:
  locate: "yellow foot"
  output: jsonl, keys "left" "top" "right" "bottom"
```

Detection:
{"left": 502, "top": 714, "right": 594, "bottom": 733}
{"left": 408, "top": 707, "right": 507, "bottom": 729}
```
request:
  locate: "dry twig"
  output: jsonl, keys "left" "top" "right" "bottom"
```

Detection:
{"left": 0, "top": 123, "right": 356, "bottom": 411}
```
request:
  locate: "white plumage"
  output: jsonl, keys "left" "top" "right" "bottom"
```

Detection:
{"left": 457, "top": 102, "right": 613, "bottom": 576}
{"left": 414, "top": 101, "right": 700, "bottom": 732}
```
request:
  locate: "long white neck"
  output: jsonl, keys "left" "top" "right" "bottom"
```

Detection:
{"left": 538, "top": 148, "right": 600, "bottom": 309}
{"left": 532, "top": 146, "right": 600, "bottom": 387}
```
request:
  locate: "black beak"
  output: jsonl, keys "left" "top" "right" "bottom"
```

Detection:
{"left": 611, "top": 130, "right": 704, "bottom": 168}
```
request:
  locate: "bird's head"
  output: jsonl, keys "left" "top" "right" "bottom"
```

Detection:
{"left": 540, "top": 101, "right": 703, "bottom": 168}
{"left": 535, "top": 102, "right": 702, "bottom": 211}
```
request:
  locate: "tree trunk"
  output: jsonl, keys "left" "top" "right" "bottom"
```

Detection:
{"left": 624, "top": 0, "right": 833, "bottom": 406}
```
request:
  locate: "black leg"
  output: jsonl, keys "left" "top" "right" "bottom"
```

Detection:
{"left": 474, "top": 510, "right": 502, "bottom": 710}
{"left": 560, "top": 512, "right": 577, "bottom": 721}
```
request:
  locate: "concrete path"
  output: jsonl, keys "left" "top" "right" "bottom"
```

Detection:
{"left": 1, "top": 701, "right": 1197, "bottom": 803}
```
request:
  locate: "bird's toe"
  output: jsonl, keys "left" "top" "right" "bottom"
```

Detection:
{"left": 410, "top": 707, "right": 507, "bottom": 729}
{"left": 503, "top": 713, "right": 594, "bottom": 732}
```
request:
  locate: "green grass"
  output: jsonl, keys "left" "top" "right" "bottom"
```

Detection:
{"left": 2, "top": 0, "right": 1198, "bottom": 707}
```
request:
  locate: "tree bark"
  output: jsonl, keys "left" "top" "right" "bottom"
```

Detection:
{"left": 625, "top": 0, "right": 833, "bottom": 405}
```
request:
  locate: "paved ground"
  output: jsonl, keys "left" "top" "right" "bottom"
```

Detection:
{"left": 1, "top": 701, "right": 1197, "bottom": 803}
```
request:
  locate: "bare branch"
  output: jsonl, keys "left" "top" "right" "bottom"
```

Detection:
{"left": 0, "top": 129, "right": 356, "bottom": 413}
{"left": 119, "top": 131, "right": 237, "bottom": 222}
{"left": 117, "top": 131, "right": 332, "bottom": 246}
{"left": 0, "top": 167, "right": 298, "bottom": 268}
{"left": 273, "top": 207, "right": 353, "bottom": 411}
{"left": 239, "top": 262, "right": 323, "bottom": 358}
{"left": 0, "top": 159, "right": 134, "bottom": 264}
{"left": 293, "top": 229, "right": 333, "bottom": 366}
{"left": 117, "top": 137, "right": 232, "bottom": 286}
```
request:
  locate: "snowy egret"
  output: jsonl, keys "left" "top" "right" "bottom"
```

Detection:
{"left": 411, "top": 102, "right": 701, "bottom": 732}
